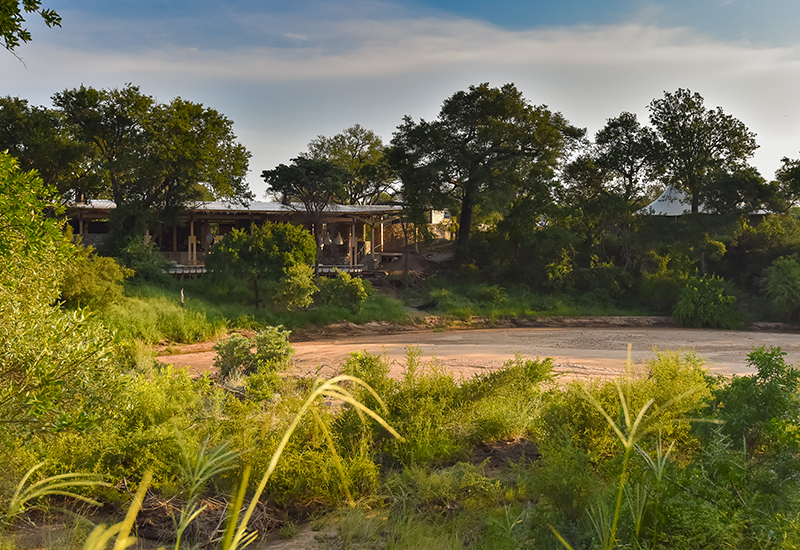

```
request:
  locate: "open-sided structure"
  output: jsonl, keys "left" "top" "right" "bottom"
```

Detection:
{"left": 67, "top": 200, "right": 407, "bottom": 274}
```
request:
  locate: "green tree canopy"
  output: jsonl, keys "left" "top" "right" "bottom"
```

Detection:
{"left": 205, "top": 221, "right": 316, "bottom": 307}
{"left": 593, "top": 111, "right": 661, "bottom": 205}
{"left": 304, "top": 124, "right": 395, "bottom": 205}
{"left": 775, "top": 155, "right": 800, "bottom": 208}
{"left": 50, "top": 84, "right": 253, "bottom": 248}
{"left": 389, "top": 82, "right": 583, "bottom": 245}
{"left": 0, "top": 95, "right": 92, "bottom": 200}
{"left": 261, "top": 157, "right": 350, "bottom": 273}
{"left": 648, "top": 89, "right": 760, "bottom": 214}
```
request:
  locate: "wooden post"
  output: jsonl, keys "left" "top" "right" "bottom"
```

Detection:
{"left": 351, "top": 218, "right": 357, "bottom": 266}
{"left": 189, "top": 217, "right": 196, "bottom": 264}
{"left": 370, "top": 217, "right": 376, "bottom": 270}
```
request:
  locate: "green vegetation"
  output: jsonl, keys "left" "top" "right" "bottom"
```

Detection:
{"left": 9, "top": 78, "right": 800, "bottom": 550}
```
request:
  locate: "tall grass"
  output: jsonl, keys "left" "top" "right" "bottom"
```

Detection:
{"left": 417, "top": 281, "right": 653, "bottom": 320}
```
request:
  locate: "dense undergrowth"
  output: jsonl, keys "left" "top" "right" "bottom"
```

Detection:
{"left": 4, "top": 343, "right": 800, "bottom": 550}
{"left": 5, "top": 151, "right": 800, "bottom": 549}
{"left": 95, "top": 276, "right": 409, "bottom": 345}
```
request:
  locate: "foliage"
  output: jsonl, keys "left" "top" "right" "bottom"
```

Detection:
{"left": 99, "top": 294, "right": 225, "bottom": 344}
{"left": 0, "top": 96, "right": 84, "bottom": 195}
{"left": 261, "top": 157, "right": 350, "bottom": 271}
{"left": 593, "top": 111, "right": 661, "bottom": 205}
{"left": 389, "top": 82, "right": 583, "bottom": 244}
{"left": 317, "top": 270, "right": 371, "bottom": 312}
{"left": 116, "top": 236, "right": 170, "bottom": 282}
{"left": 304, "top": 123, "right": 395, "bottom": 205}
{"left": 762, "top": 256, "right": 800, "bottom": 321}
{"left": 648, "top": 88, "right": 761, "bottom": 214}
{"left": 710, "top": 346, "right": 800, "bottom": 452}
{"left": 206, "top": 221, "right": 316, "bottom": 307}
{"left": 3, "top": 462, "right": 108, "bottom": 523}
{"left": 47, "top": 84, "right": 252, "bottom": 248}
{"left": 673, "top": 274, "right": 740, "bottom": 328}
{"left": 0, "top": 153, "right": 123, "bottom": 438}
{"left": 0, "top": 0, "right": 61, "bottom": 53}
{"left": 213, "top": 327, "right": 294, "bottom": 379}
{"left": 61, "top": 244, "right": 133, "bottom": 308}
{"left": 270, "top": 263, "right": 317, "bottom": 310}
{"left": 0, "top": 151, "right": 71, "bottom": 288}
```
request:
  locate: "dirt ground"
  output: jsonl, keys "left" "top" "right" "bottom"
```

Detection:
{"left": 157, "top": 320, "right": 800, "bottom": 381}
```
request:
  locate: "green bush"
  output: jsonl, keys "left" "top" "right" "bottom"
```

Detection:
{"left": 213, "top": 326, "right": 294, "bottom": 379}
{"left": 213, "top": 333, "right": 254, "bottom": 377}
{"left": 118, "top": 236, "right": 171, "bottom": 282}
{"left": 317, "top": 270, "right": 371, "bottom": 312}
{"left": 543, "top": 350, "right": 710, "bottom": 463}
{"left": 271, "top": 264, "right": 317, "bottom": 310}
{"left": 673, "top": 274, "right": 740, "bottom": 329}
{"left": 762, "top": 256, "right": 800, "bottom": 321}
{"left": 60, "top": 245, "right": 133, "bottom": 308}
{"left": 710, "top": 346, "right": 800, "bottom": 452}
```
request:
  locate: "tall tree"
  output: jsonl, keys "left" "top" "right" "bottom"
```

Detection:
{"left": 1, "top": 1, "right": 60, "bottom": 55}
{"left": 261, "top": 157, "right": 349, "bottom": 275}
{"left": 304, "top": 124, "right": 395, "bottom": 205}
{"left": 0, "top": 96, "right": 95, "bottom": 200}
{"left": 52, "top": 84, "right": 252, "bottom": 246}
{"left": 648, "top": 89, "right": 758, "bottom": 213}
{"left": 594, "top": 111, "right": 661, "bottom": 205}
{"left": 389, "top": 82, "right": 582, "bottom": 245}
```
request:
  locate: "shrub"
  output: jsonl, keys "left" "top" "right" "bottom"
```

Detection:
{"left": 213, "top": 327, "right": 294, "bottom": 379}
{"left": 762, "top": 256, "right": 800, "bottom": 321}
{"left": 271, "top": 264, "right": 317, "bottom": 310}
{"left": 60, "top": 245, "right": 133, "bottom": 308}
{"left": 543, "top": 350, "right": 710, "bottom": 463}
{"left": 711, "top": 346, "right": 800, "bottom": 452}
{"left": 214, "top": 333, "right": 255, "bottom": 378}
{"left": 253, "top": 325, "right": 295, "bottom": 371}
{"left": 673, "top": 274, "right": 739, "bottom": 329}
{"left": 317, "top": 270, "right": 371, "bottom": 312}
{"left": 118, "top": 236, "right": 171, "bottom": 282}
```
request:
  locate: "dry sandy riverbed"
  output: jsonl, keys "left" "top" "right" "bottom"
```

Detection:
{"left": 157, "top": 325, "right": 800, "bottom": 381}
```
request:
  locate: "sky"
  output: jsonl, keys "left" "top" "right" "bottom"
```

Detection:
{"left": 3, "top": 0, "right": 800, "bottom": 197}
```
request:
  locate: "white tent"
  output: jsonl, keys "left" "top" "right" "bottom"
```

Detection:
{"left": 642, "top": 184, "right": 707, "bottom": 216}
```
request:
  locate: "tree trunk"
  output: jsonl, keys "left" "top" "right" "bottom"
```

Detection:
{"left": 457, "top": 192, "right": 473, "bottom": 244}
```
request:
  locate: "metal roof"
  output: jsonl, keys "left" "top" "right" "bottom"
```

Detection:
{"left": 68, "top": 199, "right": 401, "bottom": 216}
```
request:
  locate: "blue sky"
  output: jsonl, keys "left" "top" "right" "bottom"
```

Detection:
{"left": 3, "top": 0, "right": 800, "bottom": 197}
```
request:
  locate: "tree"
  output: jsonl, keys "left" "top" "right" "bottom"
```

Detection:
{"left": 205, "top": 221, "right": 316, "bottom": 307}
{"left": 775, "top": 155, "right": 800, "bottom": 208}
{"left": 52, "top": 84, "right": 252, "bottom": 248}
{"left": 1, "top": 1, "right": 60, "bottom": 55}
{"left": 594, "top": 111, "right": 661, "bottom": 205}
{"left": 389, "top": 82, "right": 583, "bottom": 245}
{"left": 0, "top": 95, "right": 92, "bottom": 200}
{"left": 261, "top": 157, "right": 349, "bottom": 275}
{"left": 305, "top": 124, "right": 395, "bottom": 205}
{"left": 648, "top": 89, "right": 759, "bottom": 213}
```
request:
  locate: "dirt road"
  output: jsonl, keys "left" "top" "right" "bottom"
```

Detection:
{"left": 157, "top": 326, "right": 800, "bottom": 380}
